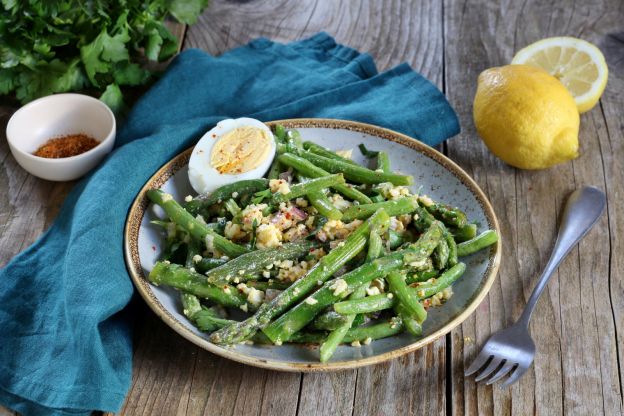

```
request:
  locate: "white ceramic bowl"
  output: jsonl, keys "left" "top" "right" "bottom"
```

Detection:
{"left": 6, "top": 93, "right": 116, "bottom": 181}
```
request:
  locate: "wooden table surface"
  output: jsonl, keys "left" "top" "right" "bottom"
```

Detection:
{"left": 1, "top": 1, "right": 623, "bottom": 415}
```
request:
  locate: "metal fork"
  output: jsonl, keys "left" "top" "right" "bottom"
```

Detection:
{"left": 465, "top": 186, "right": 606, "bottom": 386}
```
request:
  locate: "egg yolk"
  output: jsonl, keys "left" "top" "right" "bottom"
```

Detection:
{"left": 210, "top": 126, "right": 272, "bottom": 174}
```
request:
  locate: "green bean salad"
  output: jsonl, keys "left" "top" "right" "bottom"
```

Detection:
{"left": 147, "top": 124, "right": 498, "bottom": 362}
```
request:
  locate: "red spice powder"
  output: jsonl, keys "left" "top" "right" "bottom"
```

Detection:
{"left": 33, "top": 134, "right": 100, "bottom": 158}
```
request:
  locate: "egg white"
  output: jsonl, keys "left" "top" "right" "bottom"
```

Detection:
{"left": 188, "top": 118, "right": 276, "bottom": 195}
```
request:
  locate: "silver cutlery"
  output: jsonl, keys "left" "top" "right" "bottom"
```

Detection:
{"left": 465, "top": 186, "right": 606, "bottom": 386}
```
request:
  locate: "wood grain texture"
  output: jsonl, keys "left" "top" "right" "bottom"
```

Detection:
{"left": 444, "top": 1, "right": 624, "bottom": 415}
{"left": 2, "top": 0, "right": 624, "bottom": 415}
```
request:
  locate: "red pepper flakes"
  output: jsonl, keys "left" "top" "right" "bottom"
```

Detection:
{"left": 33, "top": 134, "right": 100, "bottom": 158}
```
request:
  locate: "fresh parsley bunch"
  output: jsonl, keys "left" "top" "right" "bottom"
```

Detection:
{"left": 0, "top": 0, "right": 209, "bottom": 111}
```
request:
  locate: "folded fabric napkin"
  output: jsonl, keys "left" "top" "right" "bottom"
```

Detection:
{"left": 0, "top": 32, "right": 459, "bottom": 415}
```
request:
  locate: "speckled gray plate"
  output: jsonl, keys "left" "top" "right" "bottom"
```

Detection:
{"left": 124, "top": 119, "right": 501, "bottom": 371}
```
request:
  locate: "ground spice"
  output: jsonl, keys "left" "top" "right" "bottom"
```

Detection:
{"left": 33, "top": 134, "right": 100, "bottom": 158}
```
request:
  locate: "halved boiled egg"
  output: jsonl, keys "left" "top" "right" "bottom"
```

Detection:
{"left": 188, "top": 118, "right": 276, "bottom": 194}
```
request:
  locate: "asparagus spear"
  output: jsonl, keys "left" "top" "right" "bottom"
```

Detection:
{"left": 205, "top": 241, "right": 319, "bottom": 285}
{"left": 184, "top": 179, "right": 269, "bottom": 215}
{"left": 209, "top": 209, "right": 390, "bottom": 345}
{"left": 419, "top": 197, "right": 468, "bottom": 228}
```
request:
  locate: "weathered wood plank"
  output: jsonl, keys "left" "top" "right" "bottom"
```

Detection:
{"left": 444, "top": 0, "right": 623, "bottom": 415}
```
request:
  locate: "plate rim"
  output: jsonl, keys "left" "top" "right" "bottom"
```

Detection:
{"left": 124, "top": 118, "right": 501, "bottom": 372}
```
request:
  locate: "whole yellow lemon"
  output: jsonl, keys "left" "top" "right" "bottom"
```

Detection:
{"left": 473, "top": 65, "right": 580, "bottom": 170}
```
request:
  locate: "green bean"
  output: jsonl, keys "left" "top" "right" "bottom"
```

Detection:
{"left": 193, "top": 307, "right": 235, "bottom": 332}
{"left": 412, "top": 204, "right": 436, "bottom": 231}
{"left": 394, "top": 302, "right": 422, "bottom": 336}
{"left": 181, "top": 292, "right": 202, "bottom": 320}
{"left": 388, "top": 229, "right": 404, "bottom": 250}
{"left": 334, "top": 294, "right": 394, "bottom": 315}
{"left": 357, "top": 143, "right": 379, "bottom": 158}
{"left": 334, "top": 263, "right": 466, "bottom": 315}
{"left": 456, "top": 230, "right": 499, "bottom": 256}
{"left": 210, "top": 209, "right": 389, "bottom": 345}
{"left": 224, "top": 198, "right": 240, "bottom": 217}
{"left": 446, "top": 231, "right": 458, "bottom": 267}
{"left": 147, "top": 189, "right": 249, "bottom": 258}
{"left": 278, "top": 153, "right": 372, "bottom": 204}
{"left": 307, "top": 190, "right": 343, "bottom": 220}
{"left": 272, "top": 174, "right": 345, "bottom": 203}
{"left": 303, "top": 141, "right": 358, "bottom": 165}
{"left": 366, "top": 229, "right": 383, "bottom": 261}
{"left": 273, "top": 124, "right": 286, "bottom": 142}
{"left": 290, "top": 317, "right": 404, "bottom": 344}
{"left": 184, "top": 179, "right": 269, "bottom": 216}
{"left": 386, "top": 271, "right": 427, "bottom": 323}
{"left": 299, "top": 151, "right": 413, "bottom": 186}
{"left": 369, "top": 194, "right": 385, "bottom": 203}
{"left": 411, "top": 263, "right": 466, "bottom": 299}
{"left": 194, "top": 257, "right": 227, "bottom": 274}
{"left": 149, "top": 262, "right": 250, "bottom": 309}
{"left": 311, "top": 311, "right": 352, "bottom": 331}
{"left": 320, "top": 284, "right": 367, "bottom": 362}
{"left": 341, "top": 197, "right": 418, "bottom": 222}
{"left": 405, "top": 269, "right": 439, "bottom": 285}
{"left": 377, "top": 152, "right": 391, "bottom": 173}
{"left": 432, "top": 237, "right": 450, "bottom": 269}
{"left": 267, "top": 159, "right": 284, "bottom": 180}
{"left": 342, "top": 317, "right": 404, "bottom": 342}
{"left": 261, "top": 220, "right": 442, "bottom": 343}
{"left": 206, "top": 241, "right": 319, "bottom": 285}
{"left": 245, "top": 280, "right": 291, "bottom": 291}
{"left": 451, "top": 223, "right": 478, "bottom": 242}
{"left": 286, "top": 129, "right": 303, "bottom": 148}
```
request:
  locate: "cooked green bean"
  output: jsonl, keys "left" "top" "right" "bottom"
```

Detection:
{"left": 457, "top": 230, "right": 499, "bottom": 256}
{"left": 147, "top": 189, "right": 249, "bottom": 258}
{"left": 273, "top": 124, "right": 286, "bottom": 142}
{"left": 377, "top": 152, "right": 391, "bottom": 173}
{"left": 272, "top": 174, "right": 345, "bottom": 203}
{"left": 224, "top": 198, "right": 241, "bottom": 217}
{"left": 386, "top": 271, "right": 427, "bottom": 324}
{"left": 451, "top": 223, "right": 478, "bottom": 242}
{"left": 290, "top": 318, "right": 404, "bottom": 344}
{"left": 149, "top": 262, "right": 250, "bottom": 309}
{"left": 341, "top": 197, "right": 418, "bottom": 222}
{"left": 299, "top": 151, "right": 413, "bottom": 186}
{"left": 267, "top": 159, "right": 283, "bottom": 180}
{"left": 278, "top": 153, "right": 372, "bottom": 204}
{"left": 303, "top": 141, "right": 358, "bottom": 165}
{"left": 262, "top": 220, "right": 441, "bottom": 343}
{"left": 320, "top": 284, "right": 367, "bottom": 362}
{"left": 306, "top": 190, "right": 343, "bottom": 220}
{"left": 411, "top": 263, "right": 466, "bottom": 299}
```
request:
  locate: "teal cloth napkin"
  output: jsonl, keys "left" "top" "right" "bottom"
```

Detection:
{"left": 0, "top": 33, "right": 459, "bottom": 415}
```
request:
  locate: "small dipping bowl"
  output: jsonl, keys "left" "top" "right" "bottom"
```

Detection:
{"left": 6, "top": 93, "right": 116, "bottom": 181}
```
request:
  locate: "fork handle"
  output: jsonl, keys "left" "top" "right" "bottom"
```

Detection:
{"left": 517, "top": 186, "right": 606, "bottom": 327}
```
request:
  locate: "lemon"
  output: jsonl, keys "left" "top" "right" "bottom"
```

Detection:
{"left": 473, "top": 65, "right": 580, "bottom": 170}
{"left": 512, "top": 37, "right": 608, "bottom": 113}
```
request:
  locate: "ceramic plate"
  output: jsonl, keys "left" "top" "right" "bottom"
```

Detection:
{"left": 124, "top": 119, "right": 501, "bottom": 371}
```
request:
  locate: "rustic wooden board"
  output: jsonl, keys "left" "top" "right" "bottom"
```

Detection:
{"left": 1, "top": 0, "right": 623, "bottom": 415}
